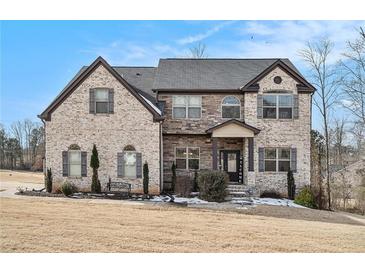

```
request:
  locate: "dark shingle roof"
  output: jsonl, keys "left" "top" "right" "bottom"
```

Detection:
{"left": 152, "top": 58, "right": 300, "bottom": 91}
{"left": 113, "top": 67, "right": 156, "bottom": 102}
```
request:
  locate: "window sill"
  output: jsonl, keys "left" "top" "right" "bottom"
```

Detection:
{"left": 67, "top": 176, "right": 83, "bottom": 179}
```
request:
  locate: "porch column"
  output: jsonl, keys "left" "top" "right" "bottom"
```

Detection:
{"left": 212, "top": 138, "right": 218, "bottom": 170}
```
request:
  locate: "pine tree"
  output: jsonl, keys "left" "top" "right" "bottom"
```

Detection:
{"left": 287, "top": 169, "right": 296, "bottom": 200}
{"left": 143, "top": 161, "right": 149, "bottom": 196}
{"left": 171, "top": 162, "right": 176, "bottom": 193}
{"left": 90, "top": 144, "right": 101, "bottom": 193}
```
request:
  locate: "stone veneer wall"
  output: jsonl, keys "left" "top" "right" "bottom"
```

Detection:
{"left": 45, "top": 64, "right": 161, "bottom": 194}
{"left": 244, "top": 67, "right": 312, "bottom": 194}
{"left": 159, "top": 93, "right": 244, "bottom": 134}
{"left": 162, "top": 134, "right": 243, "bottom": 182}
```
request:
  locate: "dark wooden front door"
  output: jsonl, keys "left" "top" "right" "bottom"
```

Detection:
{"left": 220, "top": 150, "right": 240, "bottom": 182}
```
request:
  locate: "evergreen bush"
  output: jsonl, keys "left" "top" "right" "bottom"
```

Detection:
{"left": 143, "top": 161, "right": 149, "bottom": 196}
{"left": 61, "top": 182, "right": 78, "bottom": 196}
{"left": 197, "top": 170, "right": 228, "bottom": 202}
{"left": 90, "top": 144, "right": 101, "bottom": 193}
{"left": 287, "top": 169, "right": 296, "bottom": 200}
{"left": 192, "top": 170, "right": 199, "bottom": 192}
{"left": 45, "top": 168, "right": 53, "bottom": 193}
{"left": 294, "top": 186, "right": 317, "bottom": 208}
{"left": 171, "top": 162, "right": 176, "bottom": 193}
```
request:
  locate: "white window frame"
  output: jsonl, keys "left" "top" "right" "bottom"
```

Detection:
{"left": 95, "top": 88, "right": 109, "bottom": 114}
{"left": 175, "top": 147, "right": 200, "bottom": 170}
{"left": 172, "top": 96, "right": 202, "bottom": 119}
{"left": 264, "top": 147, "right": 291, "bottom": 172}
{"left": 123, "top": 151, "right": 137, "bottom": 178}
{"left": 221, "top": 96, "right": 241, "bottom": 119}
{"left": 68, "top": 150, "right": 81, "bottom": 177}
{"left": 263, "top": 94, "right": 293, "bottom": 120}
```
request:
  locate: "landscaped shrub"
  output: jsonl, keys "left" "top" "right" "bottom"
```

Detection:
{"left": 287, "top": 169, "right": 296, "bottom": 200}
{"left": 171, "top": 162, "right": 176, "bottom": 193}
{"left": 143, "top": 161, "right": 149, "bottom": 196}
{"left": 90, "top": 144, "right": 101, "bottom": 193}
{"left": 61, "top": 182, "right": 78, "bottom": 196}
{"left": 192, "top": 170, "right": 199, "bottom": 192}
{"left": 197, "top": 170, "right": 228, "bottom": 202}
{"left": 45, "top": 168, "right": 53, "bottom": 193}
{"left": 294, "top": 186, "right": 317, "bottom": 208}
{"left": 260, "top": 190, "right": 283, "bottom": 199}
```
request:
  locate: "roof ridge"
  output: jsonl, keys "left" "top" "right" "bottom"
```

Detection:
{"left": 161, "top": 58, "right": 290, "bottom": 60}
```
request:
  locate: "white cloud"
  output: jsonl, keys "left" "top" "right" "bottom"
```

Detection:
{"left": 176, "top": 21, "right": 234, "bottom": 45}
{"left": 237, "top": 20, "right": 365, "bottom": 65}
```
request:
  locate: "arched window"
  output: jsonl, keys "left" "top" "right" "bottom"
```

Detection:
{"left": 221, "top": 96, "right": 241, "bottom": 118}
{"left": 123, "top": 145, "right": 137, "bottom": 178}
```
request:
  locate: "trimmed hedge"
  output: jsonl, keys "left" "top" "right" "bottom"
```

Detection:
{"left": 197, "top": 170, "right": 228, "bottom": 202}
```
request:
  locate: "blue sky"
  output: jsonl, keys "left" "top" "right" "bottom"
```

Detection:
{"left": 1, "top": 20, "right": 364, "bottom": 131}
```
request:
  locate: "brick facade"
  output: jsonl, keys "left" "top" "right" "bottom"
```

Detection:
{"left": 45, "top": 64, "right": 161, "bottom": 194}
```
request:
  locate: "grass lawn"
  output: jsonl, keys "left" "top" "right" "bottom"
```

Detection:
{"left": 1, "top": 196, "right": 364, "bottom": 252}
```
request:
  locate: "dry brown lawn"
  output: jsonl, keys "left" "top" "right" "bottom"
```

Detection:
{"left": 1, "top": 197, "right": 364, "bottom": 252}
{"left": 0, "top": 170, "right": 43, "bottom": 184}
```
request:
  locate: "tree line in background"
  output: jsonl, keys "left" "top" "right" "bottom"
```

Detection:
{"left": 304, "top": 27, "right": 365, "bottom": 212}
{"left": 0, "top": 120, "right": 45, "bottom": 171}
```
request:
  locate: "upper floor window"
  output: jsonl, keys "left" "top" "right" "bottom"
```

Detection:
{"left": 175, "top": 147, "right": 200, "bottom": 170}
{"left": 172, "top": 96, "right": 201, "bottom": 119}
{"left": 90, "top": 88, "right": 114, "bottom": 114}
{"left": 263, "top": 94, "right": 293, "bottom": 119}
{"left": 221, "top": 96, "right": 241, "bottom": 118}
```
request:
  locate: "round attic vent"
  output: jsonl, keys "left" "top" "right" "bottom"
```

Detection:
{"left": 274, "top": 76, "right": 282, "bottom": 84}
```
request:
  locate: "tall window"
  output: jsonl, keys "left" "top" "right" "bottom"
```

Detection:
{"left": 124, "top": 146, "right": 136, "bottom": 178}
{"left": 263, "top": 94, "right": 293, "bottom": 119}
{"left": 221, "top": 96, "right": 241, "bottom": 118}
{"left": 172, "top": 96, "right": 201, "bottom": 119}
{"left": 69, "top": 150, "right": 81, "bottom": 177}
{"left": 175, "top": 147, "right": 200, "bottom": 170}
{"left": 95, "top": 89, "right": 109, "bottom": 113}
{"left": 264, "top": 148, "right": 291, "bottom": 172}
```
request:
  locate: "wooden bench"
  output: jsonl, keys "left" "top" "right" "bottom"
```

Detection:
{"left": 106, "top": 179, "right": 131, "bottom": 197}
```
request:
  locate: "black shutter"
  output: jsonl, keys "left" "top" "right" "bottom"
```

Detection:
{"left": 89, "top": 89, "right": 95, "bottom": 114}
{"left": 248, "top": 137, "right": 254, "bottom": 171}
{"left": 258, "top": 147, "right": 264, "bottom": 172}
{"left": 257, "top": 95, "right": 263, "bottom": 119}
{"left": 62, "top": 151, "right": 68, "bottom": 177}
{"left": 108, "top": 89, "right": 114, "bottom": 114}
{"left": 117, "top": 152, "right": 124, "bottom": 177}
{"left": 291, "top": 148, "right": 297, "bottom": 172}
{"left": 81, "top": 151, "right": 87, "bottom": 177}
{"left": 136, "top": 153, "right": 142, "bottom": 178}
{"left": 293, "top": 94, "right": 299, "bottom": 119}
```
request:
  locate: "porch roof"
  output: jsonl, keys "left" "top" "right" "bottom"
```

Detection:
{"left": 206, "top": 119, "right": 260, "bottom": 138}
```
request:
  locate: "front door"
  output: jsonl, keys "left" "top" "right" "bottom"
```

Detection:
{"left": 220, "top": 150, "right": 240, "bottom": 182}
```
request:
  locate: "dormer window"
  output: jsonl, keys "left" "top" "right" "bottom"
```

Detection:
{"left": 221, "top": 96, "right": 241, "bottom": 119}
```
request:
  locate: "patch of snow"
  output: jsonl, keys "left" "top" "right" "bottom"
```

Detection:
{"left": 251, "top": 198, "right": 306, "bottom": 208}
{"left": 150, "top": 195, "right": 208, "bottom": 204}
{"left": 140, "top": 95, "right": 162, "bottom": 115}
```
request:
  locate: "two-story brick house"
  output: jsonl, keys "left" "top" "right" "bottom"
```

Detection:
{"left": 39, "top": 56, "right": 315, "bottom": 195}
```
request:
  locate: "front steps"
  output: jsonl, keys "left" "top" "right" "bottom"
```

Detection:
{"left": 226, "top": 184, "right": 258, "bottom": 204}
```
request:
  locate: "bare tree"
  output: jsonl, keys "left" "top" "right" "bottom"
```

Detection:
{"left": 300, "top": 39, "right": 339, "bottom": 210}
{"left": 329, "top": 117, "right": 347, "bottom": 167}
{"left": 189, "top": 42, "right": 208, "bottom": 58}
{"left": 338, "top": 28, "right": 365, "bottom": 124}
{"left": 10, "top": 121, "right": 25, "bottom": 168}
